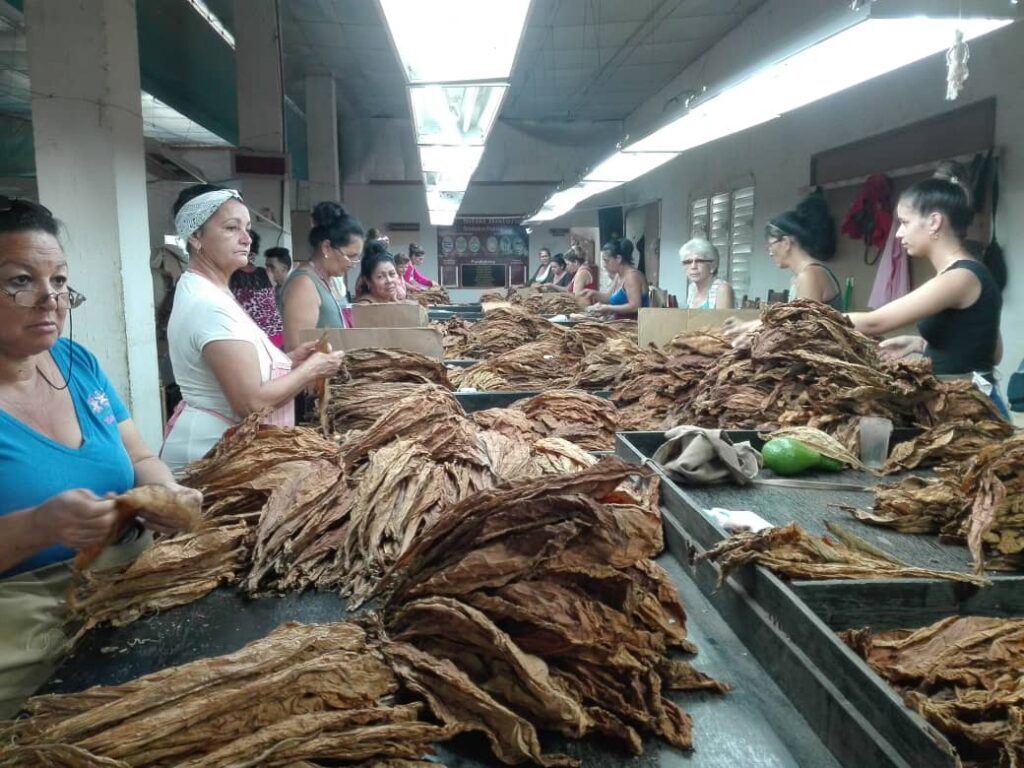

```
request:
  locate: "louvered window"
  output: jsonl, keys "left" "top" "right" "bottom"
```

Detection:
{"left": 689, "top": 185, "right": 755, "bottom": 296}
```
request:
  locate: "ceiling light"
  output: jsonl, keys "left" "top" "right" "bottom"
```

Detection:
{"left": 184, "top": 0, "right": 234, "bottom": 49}
{"left": 426, "top": 189, "right": 464, "bottom": 213}
{"left": 380, "top": 0, "right": 531, "bottom": 84}
{"left": 627, "top": 16, "right": 1010, "bottom": 153}
{"left": 584, "top": 151, "right": 679, "bottom": 183}
{"left": 525, "top": 181, "right": 619, "bottom": 223}
{"left": 430, "top": 210, "right": 457, "bottom": 226}
{"left": 410, "top": 84, "right": 507, "bottom": 146}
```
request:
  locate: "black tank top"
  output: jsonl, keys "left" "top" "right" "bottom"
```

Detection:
{"left": 918, "top": 260, "right": 1001, "bottom": 375}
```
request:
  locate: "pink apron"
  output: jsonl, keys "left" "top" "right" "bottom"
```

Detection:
{"left": 163, "top": 332, "right": 294, "bottom": 440}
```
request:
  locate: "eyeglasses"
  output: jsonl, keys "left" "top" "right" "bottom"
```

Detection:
{"left": 766, "top": 236, "right": 784, "bottom": 248}
{"left": 1, "top": 286, "right": 86, "bottom": 309}
{"left": 681, "top": 258, "right": 713, "bottom": 266}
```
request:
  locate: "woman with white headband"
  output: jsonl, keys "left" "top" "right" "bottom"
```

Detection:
{"left": 161, "top": 185, "right": 345, "bottom": 473}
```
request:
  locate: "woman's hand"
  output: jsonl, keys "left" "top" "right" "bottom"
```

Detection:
{"left": 33, "top": 490, "right": 118, "bottom": 550}
{"left": 140, "top": 484, "right": 204, "bottom": 535}
{"left": 298, "top": 350, "right": 346, "bottom": 382}
{"left": 879, "top": 335, "right": 925, "bottom": 361}
{"left": 287, "top": 340, "right": 320, "bottom": 365}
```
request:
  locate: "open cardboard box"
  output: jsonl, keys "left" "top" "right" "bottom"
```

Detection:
{"left": 638, "top": 308, "right": 762, "bottom": 347}
{"left": 298, "top": 327, "right": 444, "bottom": 360}
{"left": 350, "top": 302, "right": 428, "bottom": 328}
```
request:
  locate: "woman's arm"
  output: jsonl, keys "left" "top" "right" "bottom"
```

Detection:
{"left": 591, "top": 271, "right": 645, "bottom": 315}
{"left": 0, "top": 491, "right": 118, "bottom": 574}
{"left": 412, "top": 268, "right": 433, "bottom": 287}
{"left": 202, "top": 340, "right": 343, "bottom": 417}
{"left": 281, "top": 274, "right": 321, "bottom": 352}
{"left": 849, "top": 269, "right": 982, "bottom": 337}
{"left": 118, "top": 420, "right": 203, "bottom": 533}
{"left": 715, "top": 282, "right": 735, "bottom": 310}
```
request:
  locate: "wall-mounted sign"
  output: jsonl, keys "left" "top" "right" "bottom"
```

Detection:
{"left": 438, "top": 216, "right": 529, "bottom": 289}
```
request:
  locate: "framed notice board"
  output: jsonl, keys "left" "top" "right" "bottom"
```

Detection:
{"left": 459, "top": 264, "right": 506, "bottom": 288}
{"left": 438, "top": 216, "right": 529, "bottom": 289}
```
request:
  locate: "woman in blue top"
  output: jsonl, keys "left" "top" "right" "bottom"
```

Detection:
{"left": 583, "top": 238, "right": 649, "bottom": 318}
{"left": 0, "top": 197, "right": 198, "bottom": 715}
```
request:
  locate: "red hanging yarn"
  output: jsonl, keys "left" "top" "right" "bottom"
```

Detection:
{"left": 841, "top": 174, "right": 893, "bottom": 251}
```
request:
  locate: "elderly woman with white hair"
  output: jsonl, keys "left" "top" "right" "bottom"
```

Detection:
{"left": 161, "top": 184, "right": 345, "bottom": 474}
{"left": 681, "top": 238, "right": 734, "bottom": 309}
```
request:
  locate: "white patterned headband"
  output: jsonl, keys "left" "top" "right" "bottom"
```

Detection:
{"left": 174, "top": 189, "right": 243, "bottom": 241}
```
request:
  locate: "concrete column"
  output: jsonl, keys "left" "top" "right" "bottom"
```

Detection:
{"left": 305, "top": 73, "right": 340, "bottom": 204}
{"left": 233, "top": 0, "right": 291, "bottom": 251}
{"left": 25, "top": 0, "right": 162, "bottom": 448}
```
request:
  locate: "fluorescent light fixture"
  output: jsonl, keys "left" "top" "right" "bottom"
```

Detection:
{"left": 627, "top": 16, "right": 1010, "bottom": 153}
{"left": 426, "top": 189, "right": 464, "bottom": 213}
{"left": 526, "top": 181, "right": 619, "bottom": 222}
{"left": 380, "top": 0, "right": 531, "bottom": 83}
{"left": 584, "top": 151, "right": 679, "bottom": 183}
{"left": 185, "top": 0, "right": 234, "bottom": 49}
{"left": 415, "top": 144, "right": 483, "bottom": 180}
{"left": 423, "top": 170, "right": 473, "bottom": 192}
{"left": 430, "top": 210, "right": 457, "bottom": 226}
{"left": 410, "top": 84, "right": 507, "bottom": 145}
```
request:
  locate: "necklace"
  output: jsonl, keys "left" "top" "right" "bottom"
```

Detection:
{"left": 36, "top": 363, "right": 69, "bottom": 391}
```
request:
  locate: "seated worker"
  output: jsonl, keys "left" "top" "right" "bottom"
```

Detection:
{"left": 582, "top": 238, "right": 649, "bottom": 318}
{"left": 847, "top": 172, "right": 1002, "bottom": 381}
{"left": 355, "top": 243, "right": 413, "bottom": 305}
{"left": 0, "top": 197, "right": 200, "bottom": 715}
{"left": 680, "top": 238, "right": 735, "bottom": 309}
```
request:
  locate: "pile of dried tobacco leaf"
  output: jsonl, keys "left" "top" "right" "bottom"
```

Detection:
{"left": 445, "top": 307, "right": 565, "bottom": 359}
{"left": 845, "top": 432, "right": 1024, "bottom": 573}
{"left": 844, "top": 616, "right": 1024, "bottom": 768}
{"left": 379, "top": 458, "right": 729, "bottom": 757}
{"left": 674, "top": 300, "right": 1004, "bottom": 444}
{"left": 696, "top": 522, "right": 986, "bottom": 586}
{"left": 337, "top": 348, "right": 452, "bottom": 388}
{"left": 510, "top": 290, "right": 583, "bottom": 317}
{"left": 411, "top": 286, "right": 451, "bottom": 305}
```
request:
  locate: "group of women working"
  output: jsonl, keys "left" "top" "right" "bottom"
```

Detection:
{"left": 0, "top": 161, "right": 1005, "bottom": 714}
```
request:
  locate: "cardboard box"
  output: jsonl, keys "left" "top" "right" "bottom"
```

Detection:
{"left": 350, "top": 302, "right": 428, "bottom": 328}
{"left": 638, "top": 308, "right": 762, "bottom": 348}
{"left": 298, "top": 327, "right": 444, "bottom": 360}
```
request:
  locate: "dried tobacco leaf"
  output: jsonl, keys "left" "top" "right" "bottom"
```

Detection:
{"left": 411, "top": 286, "right": 452, "bottom": 306}
{"left": 843, "top": 616, "right": 1024, "bottom": 768}
{"left": 883, "top": 420, "right": 1013, "bottom": 474}
{"left": 337, "top": 348, "right": 452, "bottom": 388}
{"left": 75, "top": 486, "right": 204, "bottom": 571}
{"left": 0, "top": 622, "right": 453, "bottom": 768}
{"left": 695, "top": 523, "right": 988, "bottom": 586}
{"left": 445, "top": 307, "right": 565, "bottom": 360}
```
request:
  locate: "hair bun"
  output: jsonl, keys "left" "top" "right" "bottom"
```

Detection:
{"left": 794, "top": 190, "right": 836, "bottom": 260}
{"left": 311, "top": 201, "right": 347, "bottom": 228}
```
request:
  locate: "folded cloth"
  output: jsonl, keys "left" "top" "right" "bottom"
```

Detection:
{"left": 653, "top": 426, "right": 762, "bottom": 485}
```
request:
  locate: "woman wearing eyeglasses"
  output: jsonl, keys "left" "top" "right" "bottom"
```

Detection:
{"left": 0, "top": 197, "right": 199, "bottom": 716}
{"left": 161, "top": 185, "right": 346, "bottom": 475}
{"left": 680, "top": 238, "right": 734, "bottom": 309}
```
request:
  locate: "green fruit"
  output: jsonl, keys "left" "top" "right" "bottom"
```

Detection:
{"left": 816, "top": 455, "right": 844, "bottom": 472}
{"left": 762, "top": 438, "right": 822, "bottom": 476}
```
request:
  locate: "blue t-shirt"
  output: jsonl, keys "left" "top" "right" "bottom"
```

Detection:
{"left": 0, "top": 339, "right": 134, "bottom": 578}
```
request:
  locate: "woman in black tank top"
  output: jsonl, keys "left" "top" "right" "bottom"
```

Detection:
{"left": 847, "top": 172, "right": 1001, "bottom": 376}
{"left": 765, "top": 191, "right": 844, "bottom": 308}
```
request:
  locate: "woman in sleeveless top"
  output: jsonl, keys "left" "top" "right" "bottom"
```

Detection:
{"left": 583, "top": 238, "right": 649, "bottom": 319}
{"left": 540, "top": 251, "right": 595, "bottom": 296}
{"left": 766, "top": 191, "right": 844, "bottom": 309}
{"left": 282, "top": 202, "right": 365, "bottom": 351}
{"left": 681, "top": 237, "right": 734, "bottom": 309}
{"left": 848, "top": 172, "right": 1002, "bottom": 379}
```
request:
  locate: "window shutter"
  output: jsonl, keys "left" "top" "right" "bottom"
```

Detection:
{"left": 690, "top": 197, "right": 709, "bottom": 239}
{"left": 708, "top": 192, "right": 731, "bottom": 270}
{"left": 729, "top": 186, "right": 755, "bottom": 295}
